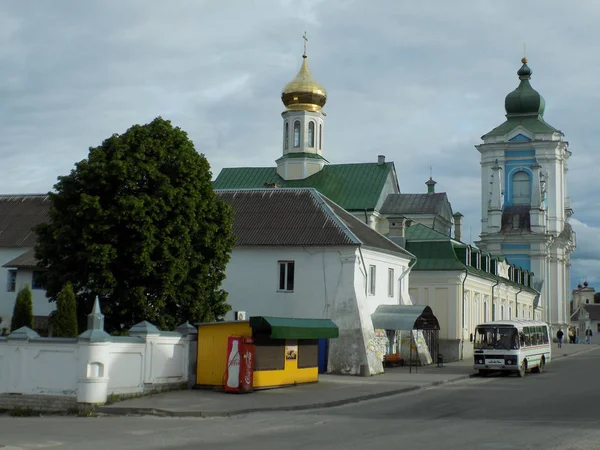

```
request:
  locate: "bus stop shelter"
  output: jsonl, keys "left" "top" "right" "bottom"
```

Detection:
{"left": 371, "top": 305, "right": 441, "bottom": 369}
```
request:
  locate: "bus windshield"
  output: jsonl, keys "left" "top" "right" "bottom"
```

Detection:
{"left": 474, "top": 326, "right": 519, "bottom": 350}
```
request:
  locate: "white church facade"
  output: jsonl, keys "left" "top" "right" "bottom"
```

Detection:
{"left": 475, "top": 57, "right": 576, "bottom": 332}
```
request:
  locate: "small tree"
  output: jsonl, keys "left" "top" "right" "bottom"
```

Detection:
{"left": 10, "top": 285, "right": 34, "bottom": 331}
{"left": 53, "top": 282, "right": 78, "bottom": 337}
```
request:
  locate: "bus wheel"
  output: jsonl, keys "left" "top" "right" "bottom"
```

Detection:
{"left": 532, "top": 358, "right": 544, "bottom": 374}
{"left": 517, "top": 361, "right": 527, "bottom": 377}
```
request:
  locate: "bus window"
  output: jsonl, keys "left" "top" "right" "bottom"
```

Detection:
{"left": 496, "top": 327, "right": 519, "bottom": 350}
{"left": 474, "top": 327, "right": 495, "bottom": 349}
{"left": 519, "top": 331, "right": 527, "bottom": 347}
{"left": 542, "top": 327, "right": 549, "bottom": 344}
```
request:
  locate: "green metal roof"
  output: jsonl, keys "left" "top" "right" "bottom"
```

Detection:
{"left": 249, "top": 316, "right": 339, "bottom": 340}
{"left": 404, "top": 223, "right": 452, "bottom": 241}
{"left": 483, "top": 61, "right": 561, "bottom": 139}
{"left": 213, "top": 162, "right": 395, "bottom": 211}
{"left": 483, "top": 116, "right": 559, "bottom": 139}
{"left": 406, "top": 241, "right": 466, "bottom": 271}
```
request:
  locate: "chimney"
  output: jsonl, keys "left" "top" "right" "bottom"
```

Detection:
{"left": 387, "top": 216, "right": 412, "bottom": 248}
{"left": 377, "top": 155, "right": 385, "bottom": 165}
{"left": 453, "top": 212, "right": 464, "bottom": 242}
{"left": 426, "top": 177, "right": 436, "bottom": 194}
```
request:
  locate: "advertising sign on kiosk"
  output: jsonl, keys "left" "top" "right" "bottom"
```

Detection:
{"left": 224, "top": 336, "right": 255, "bottom": 393}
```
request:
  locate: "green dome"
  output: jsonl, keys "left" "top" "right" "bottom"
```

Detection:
{"left": 505, "top": 58, "right": 545, "bottom": 116}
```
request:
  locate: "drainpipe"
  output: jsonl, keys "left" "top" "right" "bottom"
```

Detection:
{"left": 491, "top": 279, "right": 500, "bottom": 321}
{"left": 515, "top": 286, "right": 523, "bottom": 319}
{"left": 398, "top": 258, "right": 417, "bottom": 305}
{"left": 358, "top": 246, "right": 368, "bottom": 296}
{"left": 460, "top": 269, "right": 468, "bottom": 360}
{"left": 364, "top": 209, "right": 369, "bottom": 225}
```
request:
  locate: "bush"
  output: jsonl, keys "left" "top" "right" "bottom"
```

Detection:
{"left": 10, "top": 285, "right": 34, "bottom": 331}
{"left": 52, "top": 282, "right": 78, "bottom": 337}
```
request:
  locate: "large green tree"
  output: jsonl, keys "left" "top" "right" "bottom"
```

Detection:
{"left": 52, "top": 282, "right": 78, "bottom": 337}
{"left": 11, "top": 285, "right": 34, "bottom": 331}
{"left": 35, "top": 117, "right": 235, "bottom": 332}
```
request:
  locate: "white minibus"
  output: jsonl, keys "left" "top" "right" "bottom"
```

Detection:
{"left": 473, "top": 319, "right": 551, "bottom": 377}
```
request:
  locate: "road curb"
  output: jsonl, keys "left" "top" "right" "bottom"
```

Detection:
{"left": 96, "top": 373, "right": 474, "bottom": 418}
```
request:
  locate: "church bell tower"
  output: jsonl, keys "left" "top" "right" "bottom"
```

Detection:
{"left": 277, "top": 33, "right": 328, "bottom": 180}
{"left": 476, "top": 57, "right": 576, "bottom": 330}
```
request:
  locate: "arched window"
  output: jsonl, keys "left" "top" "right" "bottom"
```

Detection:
{"left": 512, "top": 171, "right": 531, "bottom": 205}
{"left": 284, "top": 122, "right": 289, "bottom": 149}
{"left": 509, "top": 306, "right": 513, "bottom": 319}
{"left": 484, "top": 301, "right": 488, "bottom": 321}
{"left": 501, "top": 305, "right": 505, "bottom": 320}
{"left": 308, "top": 122, "right": 315, "bottom": 147}
{"left": 293, "top": 121, "right": 301, "bottom": 147}
{"left": 319, "top": 124, "right": 322, "bottom": 149}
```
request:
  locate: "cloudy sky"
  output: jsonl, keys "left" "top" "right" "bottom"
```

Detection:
{"left": 0, "top": 0, "right": 598, "bottom": 290}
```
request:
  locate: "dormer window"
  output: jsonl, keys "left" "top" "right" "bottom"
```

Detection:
{"left": 486, "top": 256, "right": 491, "bottom": 272}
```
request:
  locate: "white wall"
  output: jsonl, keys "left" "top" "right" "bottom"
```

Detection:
{"left": 409, "top": 269, "right": 538, "bottom": 361}
{"left": 0, "top": 329, "right": 193, "bottom": 405}
{"left": 222, "top": 245, "right": 411, "bottom": 321}
{"left": 0, "top": 250, "right": 54, "bottom": 330}
{"left": 0, "top": 248, "right": 29, "bottom": 326}
{"left": 360, "top": 247, "right": 412, "bottom": 313}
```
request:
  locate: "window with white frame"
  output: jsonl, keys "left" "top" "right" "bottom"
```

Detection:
{"left": 6, "top": 270, "right": 16, "bottom": 292}
{"left": 278, "top": 261, "right": 295, "bottom": 292}
{"left": 368, "top": 265, "right": 376, "bottom": 295}
{"left": 387, "top": 268, "right": 394, "bottom": 297}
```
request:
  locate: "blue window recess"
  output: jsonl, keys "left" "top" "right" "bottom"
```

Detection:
{"left": 503, "top": 160, "right": 535, "bottom": 206}
{"left": 509, "top": 134, "right": 532, "bottom": 142}
{"left": 503, "top": 254, "right": 531, "bottom": 272}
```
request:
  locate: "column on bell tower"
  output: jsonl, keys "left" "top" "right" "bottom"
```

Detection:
{"left": 488, "top": 160, "right": 503, "bottom": 233}
{"left": 530, "top": 161, "right": 546, "bottom": 233}
{"left": 277, "top": 35, "right": 329, "bottom": 181}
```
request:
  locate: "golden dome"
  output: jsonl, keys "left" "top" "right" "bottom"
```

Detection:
{"left": 281, "top": 55, "right": 327, "bottom": 112}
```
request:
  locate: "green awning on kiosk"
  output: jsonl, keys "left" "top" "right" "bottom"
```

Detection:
{"left": 249, "top": 316, "right": 339, "bottom": 339}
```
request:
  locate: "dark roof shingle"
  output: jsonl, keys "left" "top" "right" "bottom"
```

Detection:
{"left": 3, "top": 248, "right": 38, "bottom": 268}
{"left": 216, "top": 188, "right": 413, "bottom": 259}
{"left": 216, "top": 189, "right": 358, "bottom": 247}
{"left": 380, "top": 193, "right": 448, "bottom": 215}
{"left": 0, "top": 195, "right": 50, "bottom": 247}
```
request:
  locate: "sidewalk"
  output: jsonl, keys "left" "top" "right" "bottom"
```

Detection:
{"left": 96, "top": 343, "right": 599, "bottom": 418}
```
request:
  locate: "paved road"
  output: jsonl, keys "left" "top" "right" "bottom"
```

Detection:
{"left": 1, "top": 348, "right": 599, "bottom": 450}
